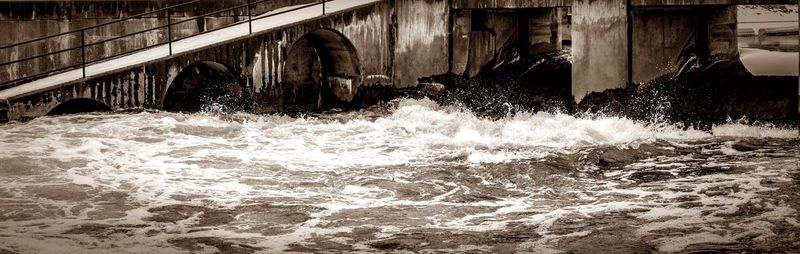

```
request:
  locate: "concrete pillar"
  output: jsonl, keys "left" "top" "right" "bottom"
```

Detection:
{"left": 393, "top": 0, "right": 448, "bottom": 87}
{"left": 467, "top": 30, "right": 497, "bottom": 77}
{"left": 631, "top": 9, "right": 696, "bottom": 84}
{"left": 556, "top": 8, "right": 571, "bottom": 48}
{"left": 451, "top": 8, "right": 568, "bottom": 76}
{"left": 451, "top": 10, "right": 472, "bottom": 75}
{"left": 708, "top": 6, "right": 738, "bottom": 62}
{"left": 571, "top": 0, "right": 629, "bottom": 102}
{"left": 528, "top": 8, "right": 561, "bottom": 55}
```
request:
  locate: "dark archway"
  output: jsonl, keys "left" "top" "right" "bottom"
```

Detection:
{"left": 47, "top": 98, "right": 112, "bottom": 116}
{"left": 163, "top": 61, "right": 250, "bottom": 112}
{"left": 283, "top": 29, "right": 361, "bottom": 111}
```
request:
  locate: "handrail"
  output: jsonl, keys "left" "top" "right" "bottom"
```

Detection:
{"left": 0, "top": 0, "right": 331, "bottom": 89}
{"left": 0, "top": 0, "right": 202, "bottom": 51}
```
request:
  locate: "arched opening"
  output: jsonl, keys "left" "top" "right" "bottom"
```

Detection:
{"left": 47, "top": 98, "right": 112, "bottom": 116}
{"left": 163, "top": 61, "right": 250, "bottom": 112}
{"left": 283, "top": 29, "right": 361, "bottom": 111}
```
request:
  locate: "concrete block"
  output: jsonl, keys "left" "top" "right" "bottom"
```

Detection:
{"left": 572, "top": 0, "right": 629, "bottom": 102}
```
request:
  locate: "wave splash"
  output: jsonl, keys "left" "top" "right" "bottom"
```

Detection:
{"left": 0, "top": 98, "right": 799, "bottom": 253}
{"left": 2, "top": 98, "right": 796, "bottom": 169}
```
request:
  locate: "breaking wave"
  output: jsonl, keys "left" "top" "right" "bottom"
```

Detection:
{"left": 2, "top": 98, "right": 796, "bottom": 169}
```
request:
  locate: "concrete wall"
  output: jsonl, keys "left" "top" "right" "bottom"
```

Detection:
{"left": 632, "top": 0, "right": 795, "bottom": 5}
{"left": 452, "top": 10, "right": 472, "bottom": 75}
{"left": 466, "top": 10, "right": 517, "bottom": 76}
{"left": 631, "top": 6, "right": 738, "bottom": 84}
{"left": 0, "top": 0, "right": 315, "bottom": 85}
{"left": 392, "top": 0, "right": 449, "bottom": 87}
{"left": 632, "top": 0, "right": 733, "bottom": 5}
{"left": 572, "top": 0, "right": 629, "bottom": 102}
{"left": 529, "top": 8, "right": 569, "bottom": 55}
{"left": 708, "top": 6, "right": 738, "bottom": 61}
{"left": 3, "top": 0, "right": 470, "bottom": 120}
{"left": 452, "top": 0, "right": 572, "bottom": 9}
{"left": 3, "top": 0, "right": 396, "bottom": 120}
{"left": 251, "top": 1, "right": 394, "bottom": 112}
{"left": 450, "top": 8, "right": 568, "bottom": 76}
{"left": 632, "top": 8, "right": 695, "bottom": 83}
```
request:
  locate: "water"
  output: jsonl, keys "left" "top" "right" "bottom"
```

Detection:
{"left": 0, "top": 98, "right": 798, "bottom": 253}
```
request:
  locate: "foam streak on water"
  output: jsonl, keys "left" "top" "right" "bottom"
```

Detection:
{"left": 0, "top": 98, "right": 798, "bottom": 253}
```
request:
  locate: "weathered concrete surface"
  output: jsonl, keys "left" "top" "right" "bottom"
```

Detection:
{"left": 451, "top": 10, "right": 472, "bottom": 75}
{"left": 528, "top": 8, "right": 570, "bottom": 55}
{"left": 445, "top": 0, "right": 795, "bottom": 9}
{"left": 450, "top": 8, "right": 568, "bottom": 77}
{"left": 464, "top": 11, "right": 517, "bottom": 77}
{"left": 633, "top": 0, "right": 735, "bottom": 5}
{"left": 708, "top": 6, "right": 738, "bottom": 62}
{"left": 631, "top": 6, "right": 738, "bottom": 84}
{"left": 451, "top": 0, "right": 572, "bottom": 9}
{"left": 3, "top": 1, "right": 398, "bottom": 120}
{"left": 572, "top": 0, "right": 629, "bottom": 102}
{"left": 1, "top": 0, "right": 464, "bottom": 121}
{"left": 632, "top": 0, "right": 796, "bottom": 5}
{"left": 393, "top": 0, "right": 448, "bottom": 87}
{"left": 0, "top": 0, "right": 315, "bottom": 85}
{"left": 631, "top": 9, "right": 695, "bottom": 84}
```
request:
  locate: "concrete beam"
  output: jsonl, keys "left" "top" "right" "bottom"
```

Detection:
{"left": 572, "top": 0, "right": 629, "bottom": 102}
{"left": 451, "top": 0, "right": 572, "bottom": 9}
{"left": 450, "top": 0, "right": 796, "bottom": 9}
{"left": 632, "top": 0, "right": 796, "bottom": 5}
{"left": 733, "top": 0, "right": 798, "bottom": 4}
{"left": 632, "top": 0, "right": 732, "bottom": 6}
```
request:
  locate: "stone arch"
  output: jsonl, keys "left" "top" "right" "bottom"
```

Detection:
{"left": 47, "top": 98, "right": 112, "bottom": 116}
{"left": 283, "top": 28, "right": 361, "bottom": 111}
{"left": 162, "top": 61, "right": 250, "bottom": 112}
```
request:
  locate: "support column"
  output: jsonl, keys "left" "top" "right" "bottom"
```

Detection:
{"left": 571, "top": 0, "right": 629, "bottom": 102}
{"left": 707, "top": 5, "right": 738, "bottom": 62}
{"left": 527, "top": 8, "right": 570, "bottom": 55}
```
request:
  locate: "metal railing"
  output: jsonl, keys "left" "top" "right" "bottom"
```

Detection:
{"left": 0, "top": 0, "right": 330, "bottom": 89}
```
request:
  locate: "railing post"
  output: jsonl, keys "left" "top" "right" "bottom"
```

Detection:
{"left": 322, "top": 0, "right": 326, "bottom": 15}
{"left": 80, "top": 30, "right": 86, "bottom": 78}
{"left": 167, "top": 9, "right": 173, "bottom": 56}
{"left": 247, "top": 0, "right": 253, "bottom": 35}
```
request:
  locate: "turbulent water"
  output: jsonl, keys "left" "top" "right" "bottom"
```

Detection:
{"left": 0, "top": 98, "right": 799, "bottom": 253}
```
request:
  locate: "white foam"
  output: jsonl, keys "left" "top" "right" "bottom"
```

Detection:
{"left": 0, "top": 98, "right": 798, "bottom": 253}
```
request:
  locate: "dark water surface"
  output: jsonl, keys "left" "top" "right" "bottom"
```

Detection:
{"left": 0, "top": 99, "right": 798, "bottom": 253}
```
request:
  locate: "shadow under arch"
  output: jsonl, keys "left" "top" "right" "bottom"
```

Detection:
{"left": 162, "top": 61, "right": 250, "bottom": 112}
{"left": 47, "top": 98, "right": 112, "bottom": 116}
{"left": 283, "top": 28, "right": 361, "bottom": 111}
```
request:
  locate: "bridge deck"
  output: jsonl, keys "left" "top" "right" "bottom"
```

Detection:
{"left": 0, "top": 0, "right": 382, "bottom": 101}
{"left": 632, "top": 0, "right": 797, "bottom": 6}
{"left": 450, "top": 0, "right": 797, "bottom": 8}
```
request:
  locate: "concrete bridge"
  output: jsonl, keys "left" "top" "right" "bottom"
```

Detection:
{"left": 0, "top": 0, "right": 797, "bottom": 122}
